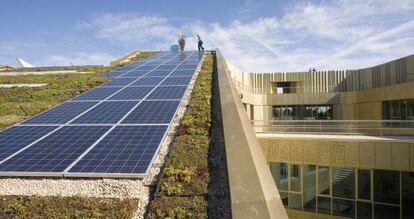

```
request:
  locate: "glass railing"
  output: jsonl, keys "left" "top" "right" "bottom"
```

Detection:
{"left": 251, "top": 120, "right": 414, "bottom": 136}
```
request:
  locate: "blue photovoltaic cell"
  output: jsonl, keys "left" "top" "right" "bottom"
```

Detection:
{"left": 136, "top": 65, "right": 157, "bottom": 71}
{"left": 122, "top": 101, "right": 180, "bottom": 124}
{"left": 109, "top": 87, "right": 153, "bottom": 100}
{"left": 101, "top": 78, "right": 136, "bottom": 86}
{"left": 155, "top": 65, "right": 177, "bottom": 70}
{"left": 147, "top": 86, "right": 187, "bottom": 99}
{"left": 176, "top": 64, "right": 198, "bottom": 70}
{"left": 23, "top": 102, "right": 97, "bottom": 124}
{"left": 71, "top": 101, "right": 138, "bottom": 124}
{"left": 161, "top": 76, "right": 192, "bottom": 86}
{"left": 0, "top": 126, "right": 110, "bottom": 172}
{"left": 0, "top": 126, "right": 56, "bottom": 161}
{"left": 170, "top": 69, "right": 195, "bottom": 76}
{"left": 130, "top": 77, "right": 164, "bottom": 86}
{"left": 146, "top": 70, "right": 171, "bottom": 77}
{"left": 72, "top": 87, "right": 122, "bottom": 101}
{"left": 120, "top": 70, "right": 149, "bottom": 78}
{"left": 68, "top": 125, "right": 167, "bottom": 174}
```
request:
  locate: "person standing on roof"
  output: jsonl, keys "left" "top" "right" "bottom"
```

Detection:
{"left": 197, "top": 34, "right": 204, "bottom": 52}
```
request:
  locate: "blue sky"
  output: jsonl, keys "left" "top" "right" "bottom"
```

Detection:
{"left": 1, "top": 0, "right": 414, "bottom": 72}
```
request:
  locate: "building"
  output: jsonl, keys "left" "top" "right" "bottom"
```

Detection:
{"left": 229, "top": 54, "right": 414, "bottom": 218}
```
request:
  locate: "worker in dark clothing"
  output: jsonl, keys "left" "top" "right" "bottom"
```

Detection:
{"left": 197, "top": 34, "right": 204, "bottom": 52}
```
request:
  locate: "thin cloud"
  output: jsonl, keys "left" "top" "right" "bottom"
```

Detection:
{"left": 77, "top": 1, "right": 414, "bottom": 72}
{"left": 42, "top": 52, "right": 116, "bottom": 66}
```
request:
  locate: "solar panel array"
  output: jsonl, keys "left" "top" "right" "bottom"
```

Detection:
{"left": 0, "top": 51, "right": 203, "bottom": 178}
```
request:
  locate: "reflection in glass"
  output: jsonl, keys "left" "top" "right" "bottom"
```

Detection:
{"left": 318, "top": 166, "right": 330, "bottom": 195}
{"left": 303, "top": 165, "right": 316, "bottom": 212}
{"left": 317, "top": 196, "right": 331, "bottom": 214}
{"left": 374, "top": 170, "right": 400, "bottom": 204}
{"left": 358, "top": 169, "right": 371, "bottom": 200}
{"left": 290, "top": 164, "right": 301, "bottom": 192}
{"left": 357, "top": 202, "right": 372, "bottom": 219}
{"left": 289, "top": 193, "right": 302, "bottom": 210}
{"left": 332, "top": 167, "right": 355, "bottom": 199}
{"left": 408, "top": 99, "right": 414, "bottom": 120}
{"left": 269, "top": 162, "right": 288, "bottom": 191}
{"left": 374, "top": 204, "right": 400, "bottom": 219}
{"left": 280, "top": 191, "right": 288, "bottom": 207}
{"left": 402, "top": 172, "right": 414, "bottom": 218}
{"left": 332, "top": 198, "right": 354, "bottom": 218}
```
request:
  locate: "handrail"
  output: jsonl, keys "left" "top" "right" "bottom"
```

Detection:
{"left": 216, "top": 49, "right": 288, "bottom": 219}
{"left": 251, "top": 119, "right": 414, "bottom": 136}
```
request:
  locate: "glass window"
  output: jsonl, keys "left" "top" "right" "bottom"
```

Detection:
{"left": 289, "top": 193, "right": 302, "bottom": 210}
{"left": 407, "top": 99, "right": 414, "bottom": 120}
{"left": 357, "top": 201, "right": 372, "bottom": 219}
{"left": 317, "top": 106, "right": 328, "bottom": 119}
{"left": 390, "top": 101, "right": 401, "bottom": 120}
{"left": 317, "top": 196, "right": 331, "bottom": 214}
{"left": 332, "top": 198, "right": 355, "bottom": 218}
{"left": 269, "top": 162, "right": 288, "bottom": 191}
{"left": 273, "top": 107, "right": 281, "bottom": 120}
{"left": 374, "top": 204, "right": 400, "bottom": 219}
{"left": 402, "top": 172, "right": 414, "bottom": 218}
{"left": 304, "top": 106, "right": 314, "bottom": 120}
{"left": 327, "top": 106, "right": 333, "bottom": 119}
{"left": 332, "top": 167, "right": 355, "bottom": 199}
{"left": 358, "top": 169, "right": 371, "bottom": 200}
{"left": 374, "top": 170, "right": 400, "bottom": 204}
{"left": 290, "top": 164, "right": 301, "bottom": 192}
{"left": 319, "top": 166, "right": 330, "bottom": 195}
{"left": 280, "top": 191, "right": 288, "bottom": 207}
{"left": 303, "top": 165, "right": 317, "bottom": 212}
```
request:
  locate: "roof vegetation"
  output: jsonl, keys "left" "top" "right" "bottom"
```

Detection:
{"left": 149, "top": 54, "right": 217, "bottom": 218}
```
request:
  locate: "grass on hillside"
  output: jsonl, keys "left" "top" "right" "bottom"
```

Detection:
{"left": 0, "top": 195, "right": 137, "bottom": 219}
{"left": 148, "top": 54, "right": 213, "bottom": 218}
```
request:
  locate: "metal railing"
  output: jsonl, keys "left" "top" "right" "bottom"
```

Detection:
{"left": 231, "top": 71, "right": 414, "bottom": 95}
{"left": 252, "top": 120, "right": 414, "bottom": 136}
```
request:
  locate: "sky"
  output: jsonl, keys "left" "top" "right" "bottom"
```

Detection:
{"left": 1, "top": 0, "right": 414, "bottom": 72}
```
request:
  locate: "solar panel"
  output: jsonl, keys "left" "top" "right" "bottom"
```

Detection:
{"left": 130, "top": 77, "right": 164, "bottom": 86}
{"left": 23, "top": 102, "right": 97, "bottom": 124}
{"left": 101, "top": 78, "right": 137, "bottom": 87}
{"left": 122, "top": 101, "right": 180, "bottom": 124}
{"left": 161, "top": 76, "right": 192, "bottom": 86}
{"left": 147, "top": 86, "right": 187, "bottom": 99}
{"left": 155, "top": 64, "right": 177, "bottom": 70}
{"left": 71, "top": 101, "right": 138, "bottom": 124}
{"left": 177, "top": 64, "right": 198, "bottom": 70}
{"left": 0, "top": 50, "right": 202, "bottom": 178}
{"left": 146, "top": 70, "right": 172, "bottom": 77}
{"left": 72, "top": 87, "right": 122, "bottom": 101}
{"left": 0, "top": 126, "right": 110, "bottom": 173}
{"left": 170, "top": 69, "right": 195, "bottom": 76}
{"left": 109, "top": 87, "right": 153, "bottom": 100}
{"left": 120, "top": 70, "right": 150, "bottom": 78}
{"left": 0, "top": 126, "right": 57, "bottom": 161}
{"left": 67, "top": 125, "right": 167, "bottom": 174}
{"left": 135, "top": 65, "right": 157, "bottom": 71}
